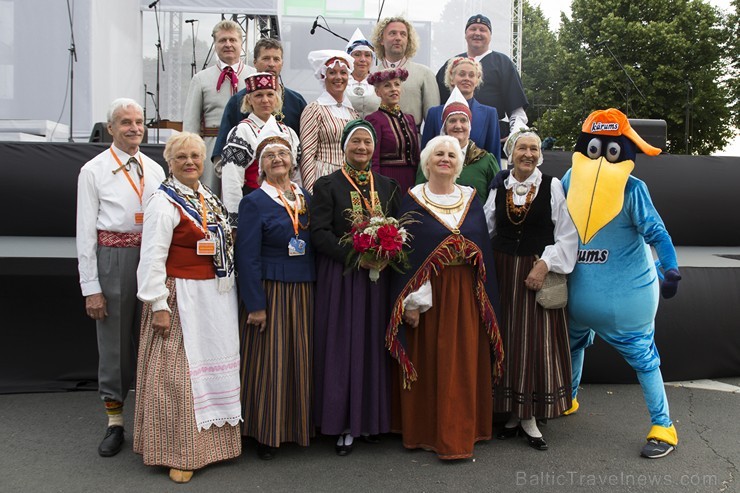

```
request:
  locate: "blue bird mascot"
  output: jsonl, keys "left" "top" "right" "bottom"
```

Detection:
{"left": 561, "top": 108, "right": 682, "bottom": 459}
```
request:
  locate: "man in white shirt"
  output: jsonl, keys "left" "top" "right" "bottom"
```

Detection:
{"left": 371, "top": 17, "right": 440, "bottom": 129}
{"left": 435, "top": 14, "right": 529, "bottom": 138}
{"left": 76, "top": 98, "right": 165, "bottom": 457}
{"left": 183, "top": 20, "right": 254, "bottom": 193}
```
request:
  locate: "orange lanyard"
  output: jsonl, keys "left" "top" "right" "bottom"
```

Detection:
{"left": 109, "top": 147, "right": 144, "bottom": 206}
{"left": 269, "top": 182, "right": 301, "bottom": 237}
{"left": 198, "top": 192, "right": 209, "bottom": 234}
{"left": 341, "top": 167, "right": 378, "bottom": 212}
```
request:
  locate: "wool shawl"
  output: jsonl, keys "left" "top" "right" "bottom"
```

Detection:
{"left": 386, "top": 190, "right": 503, "bottom": 389}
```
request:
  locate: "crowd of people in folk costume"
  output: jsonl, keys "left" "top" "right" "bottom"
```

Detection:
{"left": 77, "top": 13, "right": 681, "bottom": 484}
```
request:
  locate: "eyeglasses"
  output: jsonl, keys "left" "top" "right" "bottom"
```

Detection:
{"left": 172, "top": 153, "right": 204, "bottom": 164}
{"left": 261, "top": 150, "right": 291, "bottom": 161}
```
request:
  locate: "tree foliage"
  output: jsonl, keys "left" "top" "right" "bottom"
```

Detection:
{"left": 531, "top": 0, "right": 732, "bottom": 154}
{"left": 520, "top": 1, "right": 564, "bottom": 127}
{"left": 726, "top": 0, "right": 740, "bottom": 128}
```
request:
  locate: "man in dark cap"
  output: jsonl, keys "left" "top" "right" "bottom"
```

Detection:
{"left": 435, "top": 14, "right": 529, "bottom": 139}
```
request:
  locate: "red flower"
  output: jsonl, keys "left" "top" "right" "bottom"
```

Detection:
{"left": 352, "top": 220, "right": 369, "bottom": 233}
{"left": 353, "top": 233, "right": 374, "bottom": 253}
{"left": 376, "top": 224, "right": 399, "bottom": 240}
{"left": 380, "top": 236, "right": 403, "bottom": 255}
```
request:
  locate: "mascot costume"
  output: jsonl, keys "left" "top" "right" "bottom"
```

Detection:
{"left": 561, "top": 108, "right": 682, "bottom": 459}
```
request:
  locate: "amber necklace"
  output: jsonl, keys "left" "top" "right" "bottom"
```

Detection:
{"left": 505, "top": 184, "right": 536, "bottom": 226}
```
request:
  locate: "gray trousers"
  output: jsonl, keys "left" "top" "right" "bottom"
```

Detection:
{"left": 96, "top": 246, "right": 141, "bottom": 403}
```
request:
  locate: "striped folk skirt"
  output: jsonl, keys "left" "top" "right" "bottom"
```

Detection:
{"left": 492, "top": 252, "right": 572, "bottom": 419}
{"left": 240, "top": 280, "right": 314, "bottom": 447}
{"left": 133, "top": 278, "right": 241, "bottom": 470}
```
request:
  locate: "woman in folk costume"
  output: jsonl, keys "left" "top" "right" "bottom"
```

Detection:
{"left": 235, "top": 117, "right": 315, "bottom": 461}
{"left": 387, "top": 135, "right": 503, "bottom": 460}
{"left": 311, "top": 119, "right": 400, "bottom": 456}
{"left": 300, "top": 50, "right": 360, "bottom": 191}
{"left": 561, "top": 109, "right": 681, "bottom": 459}
{"left": 422, "top": 56, "right": 501, "bottom": 164}
{"left": 484, "top": 129, "right": 578, "bottom": 450}
{"left": 345, "top": 28, "right": 381, "bottom": 118}
{"left": 221, "top": 72, "right": 301, "bottom": 226}
{"left": 416, "top": 88, "right": 499, "bottom": 202}
{"left": 364, "top": 67, "right": 420, "bottom": 193}
{"left": 135, "top": 132, "right": 241, "bottom": 483}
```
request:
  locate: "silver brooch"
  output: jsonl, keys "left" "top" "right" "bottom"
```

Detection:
{"left": 515, "top": 184, "right": 529, "bottom": 196}
{"left": 353, "top": 86, "right": 365, "bottom": 96}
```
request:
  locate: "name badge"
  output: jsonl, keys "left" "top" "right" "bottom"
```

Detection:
{"left": 288, "top": 237, "right": 306, "bottom": 256}
{"left": 197, "top": 239, "right": 217, "bottom": 256}
{"left": 134, "top": 212, "right": 144, "bottom": 225}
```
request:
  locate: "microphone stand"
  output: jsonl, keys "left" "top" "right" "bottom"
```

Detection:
{"left": 188, "top": 20, "right": 198, "bottom": 78}
{"left": 147, "top": 92, "right": 159, "bottom": 130}
{"left": 66, "top": 0, "right": 77, "bottom": 142}
{"left": 312, "top": 17, "right": 349, "bottom": 42}
{"left": 143, "top": 83, "right": 148, "bottom": 125}
{"left": 151, "top": 0, "right": 165, "bottom": 143}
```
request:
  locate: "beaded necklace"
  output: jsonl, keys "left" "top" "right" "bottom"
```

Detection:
{"left": 505, "top": 185, "right": 537, "bottom": 226}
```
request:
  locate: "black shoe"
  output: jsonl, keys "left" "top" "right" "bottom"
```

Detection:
{"left": 257, "top": 443, "right": 277, "bottom": 460}
{"left": 520, "top": 429, "right": 548, "bottom": 451}
{"left": 640, "top": 439, "right": 675, "bottom": 459}
{"left": 98, "top": 426, "right": 124, "bottom": 457}
{"left": 335, "top": 435, "right": 353, "bottom": 456}
{"left": 360, "top": 434, "right": 380, "bottom": 444}
{"left": 496, "top": 426, "right": 520, "bottom": 440}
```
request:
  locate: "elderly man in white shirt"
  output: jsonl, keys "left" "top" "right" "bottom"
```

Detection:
{"left": 183, "top": 20, "right": 255, "bottom": 194}
{"left": 76, "top": 98, "right": 165, "bottom": 458}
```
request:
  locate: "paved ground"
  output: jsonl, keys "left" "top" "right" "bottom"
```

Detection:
{"left": 1, "top": 379, "right": 738, "bottom": 493}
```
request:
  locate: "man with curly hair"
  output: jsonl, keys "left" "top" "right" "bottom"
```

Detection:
{"left": 371, "top": 17, "right": 439, "bottom": 129}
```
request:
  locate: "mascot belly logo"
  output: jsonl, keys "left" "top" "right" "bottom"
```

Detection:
{"left": 577, "top": 249, "right": 609, "bottom": 263}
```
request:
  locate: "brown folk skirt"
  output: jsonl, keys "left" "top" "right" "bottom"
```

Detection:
{"left": 133, "top": 278, "right": 241, "bottom": 470}
{"left": 397, "top": 265, "right": 493, "bottom": 460}
{"left": 492, "top": 252, "right": 572, "bottom": 419}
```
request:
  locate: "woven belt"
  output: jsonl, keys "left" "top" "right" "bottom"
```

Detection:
{"left": 97, "top": 230, "right": 142, "bottom": 248}
{"left": 201, "top": 126, "right": 220, "bottom": 137}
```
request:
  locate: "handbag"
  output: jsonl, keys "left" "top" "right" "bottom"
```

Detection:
{"left": 534, "top": 256, "right": 568, "bottom": 309}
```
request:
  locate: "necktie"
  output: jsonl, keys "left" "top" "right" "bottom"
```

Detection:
{"left": 127, "top": 157, "right": 142, "bottom": 178}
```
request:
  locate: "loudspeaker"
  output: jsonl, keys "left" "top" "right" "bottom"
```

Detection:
{"left": 629, "top": 119, "right": 667, "bottom": 151}
{"left": 89, "top": 122, "right": 112, "bottom": 143}
{"left": 89, "top": 123, "right": 149, "bottom": 143}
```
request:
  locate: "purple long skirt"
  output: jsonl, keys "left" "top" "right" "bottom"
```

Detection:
{"left": 313, "top": 254, "right": 392, "bottom": 437}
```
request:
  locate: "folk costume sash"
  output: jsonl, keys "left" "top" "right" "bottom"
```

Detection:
{"left": 216, "top": 62, "right": 243, "bottom": 95}
{"left": 386, "top": 191, "right": 504, "bottom": 389}
{"left": 159, "top": 178, "right": 234, "bottom": 292}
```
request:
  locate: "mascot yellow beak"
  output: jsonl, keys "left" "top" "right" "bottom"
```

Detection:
{"left": 567, "top": 154, "right": 634, "bottom": 244}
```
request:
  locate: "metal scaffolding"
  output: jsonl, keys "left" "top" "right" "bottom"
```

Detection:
{"left": 511, "top": 0, "right": 523, "bottom": 74}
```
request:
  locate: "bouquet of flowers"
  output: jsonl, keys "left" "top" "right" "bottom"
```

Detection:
{"left": 341, "top": 210, "right": 417, "bottom": 282}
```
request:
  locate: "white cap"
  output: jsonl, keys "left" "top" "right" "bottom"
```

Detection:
{"left": 307, "top": 50, "right": 354, "bottom": 87}
{"left": 346, "top": 28, "right": 374, "bottom": 56}
{"left": 255, "top": 116, "right": 292, "bottom": 170}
